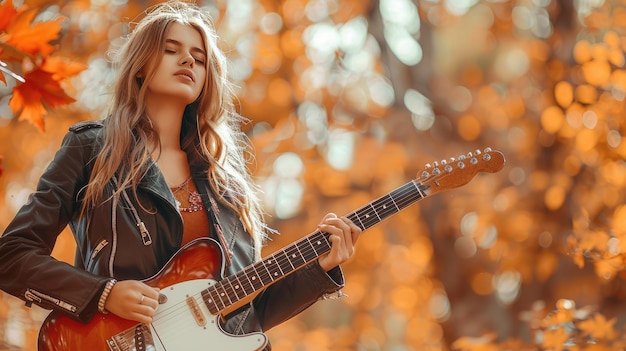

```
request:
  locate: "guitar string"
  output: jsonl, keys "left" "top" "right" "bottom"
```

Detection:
{"left": 150, "top": 173, "right": 437, "bottom": 329}
{"left": 146, "top": 157, "right": 477, "bottom": 335}
{"left": 150, "top": 181, "right": 430, "bottom": 330}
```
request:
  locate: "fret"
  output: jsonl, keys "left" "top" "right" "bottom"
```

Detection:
{"left": 217, "top": 283, "right": 234, "bottom": 306}
{"left": 235, "top": 270, "right": 255, "bottom": 296}
{"left": 225, "top": 276, "right": 246, "bottom": 301}
{"left": 376, "top": 194, "right": 399, "bottom": 218}
{"left": 201, "top": 288, "right": 219, "bottom": 315}
{"left": 206, "top": 286, "right": 226, "bottom": 311}
{"left": 346, "top": 181, "right": 424, "bottom": 231}
{"left": 411, "top": 180, "right": 425, "bottom": 198}
{"left": 258, "top": 259, "right": 276, "bottom": 285}
{"left": 244, "top": 265, "right": 265, "bottom": 290}
{"left": 304, "top": 233, "right": 331, "bottom": 259}
{"left": 275, "top": 249, "right": 295, "bottom": 275}
{"left": 369, "top": 203, "right": 382, "bottom": 222}
{"left": 352, "top": 211, "right": 365, "bottom": 230}
{"left": 284, "top": 244, "right": 306, "bottom": 268}
{"left": 264, "top": 256, "right": 283, "bottom": 281}
{"left": 354, "top": 204, "right": 379, "bottom": 228}
{"left": 254, "top": 261, "right": 272, "bottom": 285}
{"left": 388, "top": 192, "right": 400, "bottom": 212}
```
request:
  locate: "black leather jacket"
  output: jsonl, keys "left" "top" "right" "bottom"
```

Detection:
{"left": 0, "top": 121, "right": 344, "bottom": 345}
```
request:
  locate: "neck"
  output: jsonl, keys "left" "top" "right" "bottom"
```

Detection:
{"left": 145, "top": 95, "right": 187, "bottom": 151}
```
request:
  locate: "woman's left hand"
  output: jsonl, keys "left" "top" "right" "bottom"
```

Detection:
{"left": 317, "top": 213, "right": 362, "bottom": 271}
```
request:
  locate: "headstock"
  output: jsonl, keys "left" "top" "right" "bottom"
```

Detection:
{"left": 417, "top": 148, "right": 505, "bottom": 195}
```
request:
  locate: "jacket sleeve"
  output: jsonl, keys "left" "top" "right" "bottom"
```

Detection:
{"left": 252, "top": 259, "right": 344, "bottom": 331}
{"left": 0, "top": 129, "right": 109, "bottom": 323}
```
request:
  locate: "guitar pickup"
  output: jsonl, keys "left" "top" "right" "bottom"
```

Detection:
{"left": 186, "top": 295, "right": 207, "bottom": 327}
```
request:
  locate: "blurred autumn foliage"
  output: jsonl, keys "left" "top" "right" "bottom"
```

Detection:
{"left": 0, "top": 0, "right": 85, "bottom": 131}
{"left": 2, "top": 0, "right": 626, "bottom": 350}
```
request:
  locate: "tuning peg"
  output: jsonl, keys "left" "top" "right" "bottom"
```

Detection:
{"left": 457, "top": 161, "right": 466, "bottom": 169}
{"left": 484, "top": 147, "right": 492, "bottom": 153}
{"left": 445, "top": 164, "right": 453, "bottom": 173}
{"left": 433, "top": 161, "right": 439, "bottom": 167}
{"left": 475, "top": 149, "right": 481, "bottom": 155}
{"left": 467, "top": 151, "right": 474, "bottom": 158}
{"left": 482, "top": 153, "right": 492, "bottom": 161}
{"left": 440, "top": 159, "right": 447, "bottom": 165}
{"left": 425, "top": 163, "right": 432, "bottom": 169}
{"left": 458, "top": 154, "right": 466, "bottom": 160}
{"left": 449, "top": 157, "right": 456, "bottom": 163}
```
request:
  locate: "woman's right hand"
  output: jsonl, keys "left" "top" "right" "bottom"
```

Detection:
{"left": 104, "top": 280, "right": 160, "bottom": 324}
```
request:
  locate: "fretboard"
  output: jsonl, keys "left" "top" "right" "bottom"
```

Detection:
{"left": 202, "top": 180, "right": 430, "bottom": 315}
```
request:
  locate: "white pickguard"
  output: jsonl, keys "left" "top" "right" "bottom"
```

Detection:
{"left": 110, "top": 279, "right": 267, "bottom": 351}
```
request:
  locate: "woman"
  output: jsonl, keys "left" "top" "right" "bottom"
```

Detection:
{"left": 0, "top": 1, "right": 361, "bottom": 349}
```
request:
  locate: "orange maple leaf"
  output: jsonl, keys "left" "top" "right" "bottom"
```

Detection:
{"left": 0, "top": 64, "right": 6, "bottom": 85}
{"left": 0, "top": 0, "right": 20, "bottom": 32}
{"left": 8, "top": 66, "right": 77, "bottom": 131}
{"left": 42, "top": 56, "right": 87, "bottom": 80}
{"left": 541, "top": 328, "right": 570, "bottom": 351}
{"left": 3, "top": 7, "right": 64, "bottom": 57}
{"left": 578, "top": 313, "right": 617, "bottom": 341}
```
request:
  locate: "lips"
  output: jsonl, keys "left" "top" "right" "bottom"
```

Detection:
{"left": 174, "top": 69, "right": 195, "bottom": 82}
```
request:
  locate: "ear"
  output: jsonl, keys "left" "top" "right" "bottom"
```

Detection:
{"left": 136, "top": 70, "right": 145, "bottom": 78}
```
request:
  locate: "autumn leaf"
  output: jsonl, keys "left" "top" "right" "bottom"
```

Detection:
{"left": 9, "top": 84, "right": 49, "bottom": 131}
{"left": 0, "top": 0, "right": 20, "bottom": 32}
{"left": 8, "top": 65, "right": 79, "bottom": 131}
{"left": 541, "top": 328, "right": 570, "bottom": 351}
{"left": 3, "top": 8, "right": 64, "bottom": 57}
{"left": 578, "top": 313, "right": 617, "bottom": 341}
{"left": 42, "top": 56, "right": 87, "bottom": 80}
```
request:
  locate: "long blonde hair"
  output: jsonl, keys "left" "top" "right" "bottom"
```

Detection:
{"left": 81, "top": 0, "right": 266, "bottom": 256}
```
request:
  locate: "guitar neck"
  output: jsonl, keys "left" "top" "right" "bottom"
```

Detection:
{"left": 202, "top": 180, "right": 429, "bottom": 315}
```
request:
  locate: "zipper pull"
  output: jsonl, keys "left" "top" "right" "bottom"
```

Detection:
{"left": 137, "top": 221, "right": 152, "bottom": 245}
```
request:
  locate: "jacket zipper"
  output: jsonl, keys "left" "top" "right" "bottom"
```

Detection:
{"left": 92, "top": 239, "right": 109, "bottom": 259}
{"left": 121, "top": 188, "right": 153, "bottom": 246}
{"left": 85, "top": 239, "right": 109, "bottom": 271}
{"left": 25, "top": 289, "right": 77, "bottom": 313}
{"left": 109, "top": 193, "right": 119, "bottom": 277}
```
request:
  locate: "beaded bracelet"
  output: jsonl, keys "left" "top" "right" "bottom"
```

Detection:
{"left": 97, "top": 279, "right": 117, "bottom": 314}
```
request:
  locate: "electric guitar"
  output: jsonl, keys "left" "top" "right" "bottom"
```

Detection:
{"left": 38, "top": 148, "right": 505, "bottom": 351}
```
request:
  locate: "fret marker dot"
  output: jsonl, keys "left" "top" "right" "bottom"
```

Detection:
{"left": 292, "top": 254, "right": 296, "bottom": 258}
{"left": 235, "top": 285, "right": 240, "bottom": 289}
{"left": 220, "top": 293, "right": 225, "bottom": 296}
{"left": 252, "top": 276, "right": 256, "bottom": 280}
{"left": 365, "top": 214, "right": 370, "bottom": 218}
{"left": 274, "top": 272, "right": 278, "bottom": 276}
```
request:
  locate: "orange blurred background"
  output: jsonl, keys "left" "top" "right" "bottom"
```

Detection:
{"left": 2, "top": 0, "right": 626, "bottom": 350}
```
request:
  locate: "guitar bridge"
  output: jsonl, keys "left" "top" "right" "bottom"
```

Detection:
{"left": 106, "top": 324, "right": 155, "bottom": 351}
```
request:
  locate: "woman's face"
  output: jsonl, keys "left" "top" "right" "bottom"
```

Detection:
{"left": 145, "top": 22, "right": 208, "bottom": 106}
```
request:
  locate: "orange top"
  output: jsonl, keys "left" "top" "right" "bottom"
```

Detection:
{"left": 171, "top": 177, "right": 211, "bottom": 246}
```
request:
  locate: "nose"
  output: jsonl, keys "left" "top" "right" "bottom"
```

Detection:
{"left": 179, "top": 53, "right": 194, "bottom": 67}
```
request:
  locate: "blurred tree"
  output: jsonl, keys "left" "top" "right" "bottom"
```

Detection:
{"left": 2, "top": 0, "right": 626, "bottom": 350}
